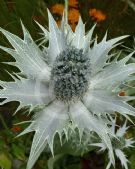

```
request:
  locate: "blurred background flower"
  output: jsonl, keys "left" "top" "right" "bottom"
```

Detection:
{"left": 51, "top": 1, "right": 80, "bottom": 31}
{"left": 69, "top": 0, "right": 79, "bottom": 8}
{"left": 68, "top": 8, "right": 80, "bottom": 31}
{"left": 89, "top": 8, "right": 106, "bottom": 22}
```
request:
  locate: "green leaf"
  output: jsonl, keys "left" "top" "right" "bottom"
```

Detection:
{"left": 12, "top": 144, "right": 25, "bottom": 160}
{"left": 0, "top": 139, "right": 5, "bottom": 150}
{"left": 130, "top": 153, "right": 135, "bottom": 169}
{"left": 0, "top": 24, "right": 50, "bottom": 80}
{"left": 0, "top": 152, "right": 12, "bottom": 169}
{"left": 64, "top": 163, "right": 81, "bottom": 169}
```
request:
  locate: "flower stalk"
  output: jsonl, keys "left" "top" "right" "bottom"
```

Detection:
{"left": 64, "top": 0, "right": 68, "bottom": 24}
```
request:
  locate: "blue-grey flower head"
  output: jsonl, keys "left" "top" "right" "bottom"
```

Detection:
{"left": 51, "top": 47, "right": 91, "bottom": 102}
{"left": 0, "top": 9, "right": 135, "bottom": 169}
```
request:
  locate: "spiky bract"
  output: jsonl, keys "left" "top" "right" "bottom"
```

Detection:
{"left": 93, "top": 120, "right": 134, "bottom": 169}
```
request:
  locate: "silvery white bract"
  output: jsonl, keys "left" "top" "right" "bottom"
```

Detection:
{"left": 92, "top": 119, "right": 135, "bottom": 169}
{"left": 0, "top": 10, "right": 135, "bottom": 169}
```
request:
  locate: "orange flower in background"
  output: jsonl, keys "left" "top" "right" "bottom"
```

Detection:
{"left": 51, "top": 4, "right": 64, "bottom": 15}
{"left": 51, "top": 4, "right": 64, "bottom": 27}
{"left": 56, "top": 20, "right": 62, "bottom": 27}
{"left": 89, "top": 8, "right": 106, "bottom": 22}
{"left": 68, "top": 8, "right": 80, "bottom": 31}
{"left": 69, "top": 0, "right": 79, "bottom": 8}
{"left": 33, "top": 15, "right": 44, "bottom": 24}
{"left": 11, "top": 125, "right": 22, "bottom": 133}
{"left": 119, "top": 91, "right": 126, "bottom": 96}
{"left": 51, "top": 4, "right": 80, "bottom": 30}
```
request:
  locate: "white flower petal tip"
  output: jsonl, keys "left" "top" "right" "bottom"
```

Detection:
{"left": 115, "top": 149, "right": 129, "bottom": 169}
{"left": 19, "top": 101, "right": 69, "bottom": 169}
{"left": 34, "top": 20, "right": 49, "bottom": 39}
{"left": 0, "top": 24, "right": 51, "bottom": 81}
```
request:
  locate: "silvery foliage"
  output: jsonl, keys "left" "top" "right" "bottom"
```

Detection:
{"left": 92, "top": 119, "right": 135, "bottom": 169}
{"left": 0, "top": 10, "right": 135, "bottom": 169}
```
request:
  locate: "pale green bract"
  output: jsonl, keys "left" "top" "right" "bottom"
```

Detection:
{"left": 92, "top": 119, "right": 135, "bottom": 169}
{"left": 0, "top": 10, "right": 135, "bottom": 169}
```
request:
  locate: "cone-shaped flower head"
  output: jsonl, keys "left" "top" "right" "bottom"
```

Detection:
{"left": 0, "top": 10, "right": 135, "bottom": 169}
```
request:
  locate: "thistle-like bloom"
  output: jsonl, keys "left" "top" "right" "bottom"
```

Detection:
{"left": 0, "top": 10, "right": 135, "bottom": 169}
{"left": 92, "top": 120, "right": 134, "bottom": 169}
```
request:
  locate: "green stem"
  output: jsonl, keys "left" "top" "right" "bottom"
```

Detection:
{"left": 64, "top": 0, "right": 68, "bottom": 24}
{"left": 0, "top": 112, "right": 9, "bottom": 131}
{"left": 48, "top": 153, "right": 65, "bottom": 169}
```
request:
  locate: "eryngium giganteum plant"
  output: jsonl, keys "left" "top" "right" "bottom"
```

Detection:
{"left": 0, "top": 7, "right": 135, "bottom": 169}
{"left": 92, "top": 119, "right": 135, "bottom": 169}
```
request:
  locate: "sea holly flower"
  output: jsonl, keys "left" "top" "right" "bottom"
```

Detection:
{"left": 0, "top": 8, "right": 135, "bottom": 169}
{"left": 92, "top": 119, "right": 135, "bottom": 169}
